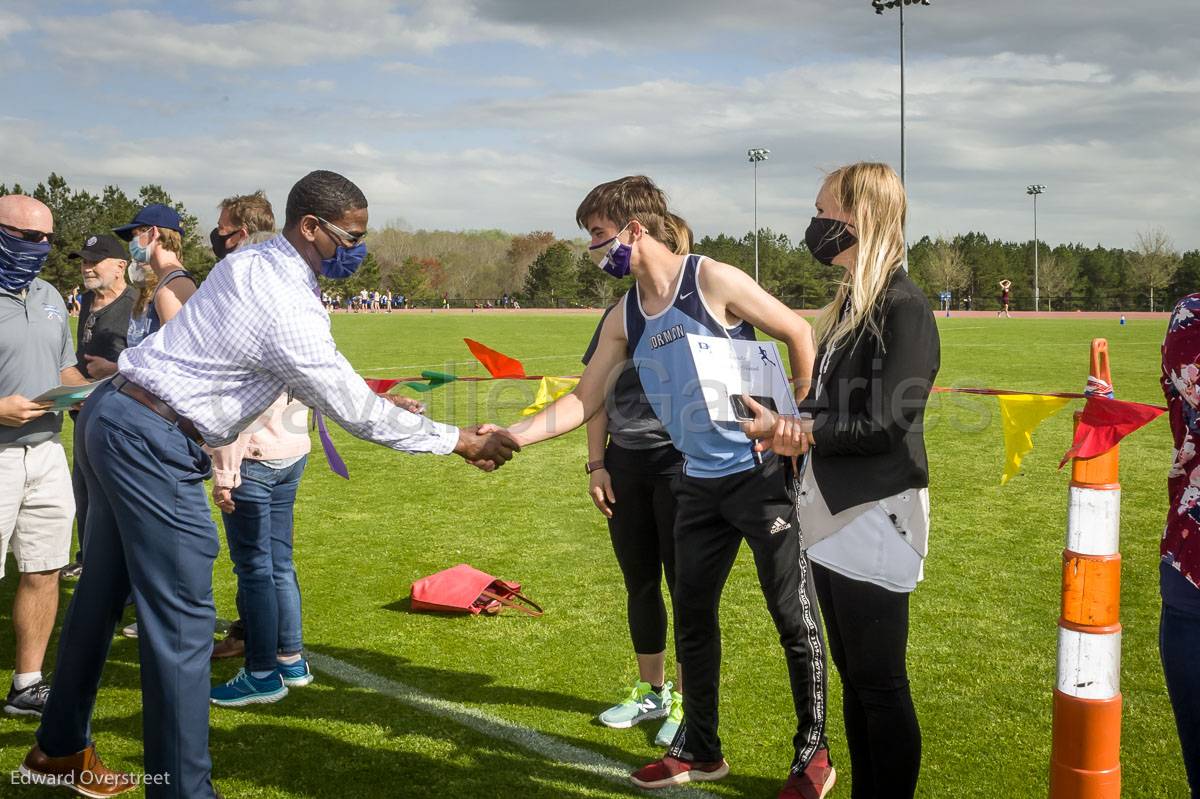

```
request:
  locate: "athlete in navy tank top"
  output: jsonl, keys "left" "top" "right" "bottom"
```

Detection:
{"left": 506, "top": 175, "right": 829, "bottom": 793}
{"left": 624, "top": 254, "right": 758, "bottom": 478}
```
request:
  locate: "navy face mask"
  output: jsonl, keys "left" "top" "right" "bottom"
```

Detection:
{"left": 319, "top": 242, "right": 368, "bottom": 279}
{"left": 805, "top": 217, "right": 857, "bottom": 266}
{"left": 0, "top": 227, "right": 51, "bottom": 292}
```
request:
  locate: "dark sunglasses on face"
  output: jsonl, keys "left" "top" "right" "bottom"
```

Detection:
{"left": 313, "top": 216, "right": 367, "bottom": 247}
{"left": 1, "top": 224, "right": 54, "bottom": 244}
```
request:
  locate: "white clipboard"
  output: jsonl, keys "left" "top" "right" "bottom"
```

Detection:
{"left": 686, "top": 334, "right": 799, "bottom": 424}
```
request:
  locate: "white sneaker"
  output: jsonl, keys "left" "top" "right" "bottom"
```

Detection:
{"left": 121, "top": 622, "right": 138, "bottom": 638}
{"left": 654, "top": 688, "right": 684, "bottom": 746}
{"left": 598, "top": 681, "right": 671, "bottom": 729}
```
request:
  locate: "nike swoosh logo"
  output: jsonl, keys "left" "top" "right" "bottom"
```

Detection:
{"left": 680, "top": 292, "right": 694, "bottom": 300}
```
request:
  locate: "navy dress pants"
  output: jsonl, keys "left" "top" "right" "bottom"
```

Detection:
{"left": 37, "top": 381, "right": 219, "bottom": 799}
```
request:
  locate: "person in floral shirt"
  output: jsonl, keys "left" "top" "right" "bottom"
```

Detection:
{"left": 1160, "top": 294, "right": 1200, "bottom": 796}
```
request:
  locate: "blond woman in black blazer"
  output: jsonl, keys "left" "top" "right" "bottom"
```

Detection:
{"left": 744, "top": 162, "right": 939, "bottom": 799}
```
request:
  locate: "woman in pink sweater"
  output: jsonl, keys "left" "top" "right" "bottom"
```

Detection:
{"left": 207, "top": 390, "right": 314, "bottom": 706}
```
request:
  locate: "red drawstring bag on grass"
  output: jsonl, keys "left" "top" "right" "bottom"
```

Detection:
{"left": 410, "top": 564, "right": 542, "bottom": 616}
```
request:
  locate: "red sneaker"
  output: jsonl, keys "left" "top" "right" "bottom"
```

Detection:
{"left": 778, "top": 748, "right": 836, "bottom": 799}
{"left": 630, "top": 755, "right": 730, "bottom": 789}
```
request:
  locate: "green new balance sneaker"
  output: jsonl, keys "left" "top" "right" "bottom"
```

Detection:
{"left": 654, "top": 688, "right": 684, "bottom": 746}
{"left": 598, "top": 680, "right": 671, "bottom": 729}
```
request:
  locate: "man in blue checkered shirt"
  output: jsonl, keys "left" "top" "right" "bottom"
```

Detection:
{"left": 22, "top": 171, "right": 520, "bottom": 798}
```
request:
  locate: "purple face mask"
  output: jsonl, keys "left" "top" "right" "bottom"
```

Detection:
{"left": 587, "top": 224, "right": 633, "bottom": 278}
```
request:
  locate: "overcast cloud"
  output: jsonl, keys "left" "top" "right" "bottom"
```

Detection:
{"left": 1, "top": 0, "right": 1196, "bottom": 250}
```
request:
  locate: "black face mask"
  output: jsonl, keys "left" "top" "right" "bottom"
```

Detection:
{"left": 805, "top": 217, "right": 857, "bottom": 266}
{"left": 209, "top": 227, "right": 241, "bottom": 261}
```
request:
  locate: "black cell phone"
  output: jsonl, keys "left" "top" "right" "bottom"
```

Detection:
{"left": 730, "top": 394, "right": 778, "bottom": 421}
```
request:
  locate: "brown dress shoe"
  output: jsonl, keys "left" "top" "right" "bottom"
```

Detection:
{"left": 20, "top": 743, "right": 137, "bottom": 797}
{"left": 211, "top": 634, "right": 245, "bottom": 660}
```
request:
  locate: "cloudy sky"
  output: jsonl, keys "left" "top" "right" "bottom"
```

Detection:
{"left": 2, "top": 0, "right": 1196, "bottom": 250}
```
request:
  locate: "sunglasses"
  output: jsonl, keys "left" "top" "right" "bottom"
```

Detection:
{"left": 1, "top": 224, "right": 54, "bottom": 244}
{"left": 314, "top": 216, "right": 367, "bottom": 247}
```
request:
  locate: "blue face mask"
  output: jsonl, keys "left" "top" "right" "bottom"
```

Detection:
{"left": 128, "top": 232, "right": 151, "bottom": 264}
{"left": 0, "top": 227, "right": 51, "bottom": 293}
{"left": 319, "top": 242, "right": 368, "bottom": 279}
{"left": 587, "top": 223, "right": 633, "bottom": 278}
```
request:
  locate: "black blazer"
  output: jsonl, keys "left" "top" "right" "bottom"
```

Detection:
{"left": 801, "top": 271, "right": 940, "bottom": 515}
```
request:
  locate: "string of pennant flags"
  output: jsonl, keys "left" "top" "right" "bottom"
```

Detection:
{"left": 329, "top": 338, "right": 1165, "bottom": 485}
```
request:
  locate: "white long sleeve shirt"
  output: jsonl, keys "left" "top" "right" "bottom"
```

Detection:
{"left": 118, "top": 234, "right": 459, "bottom": 454}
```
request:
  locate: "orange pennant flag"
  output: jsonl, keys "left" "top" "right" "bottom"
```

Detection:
{"left": 464, "top": 338, "right": 526, "bottom": 379}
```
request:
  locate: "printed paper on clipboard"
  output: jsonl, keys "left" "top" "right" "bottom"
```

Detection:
{"left": 33, "top": 377, "right": 111, "bottom": 412}
{"left": 686, "top": 334, "right": 799, "bottom": 424}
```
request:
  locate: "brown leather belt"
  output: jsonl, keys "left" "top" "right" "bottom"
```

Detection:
{"left": 112, "top": 375, "right": 205, "bottom": 445}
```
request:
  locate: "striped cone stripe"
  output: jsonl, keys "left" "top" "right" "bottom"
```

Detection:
{"left": 1049, "top": 339, "right": 1121, "bottom": 799}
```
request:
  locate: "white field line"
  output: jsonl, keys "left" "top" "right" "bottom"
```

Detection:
{"left": 307, "top": 652, "right": 720, "bottom": 799}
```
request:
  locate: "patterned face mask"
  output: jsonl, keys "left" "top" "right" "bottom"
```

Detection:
{"left": 587, "top": 223, "right": 633, "bottom": 278}
{"left": 0, "top": 226, "right": 51, "bottom": 292}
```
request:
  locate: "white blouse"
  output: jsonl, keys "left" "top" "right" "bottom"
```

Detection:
{"left": 802, "top": 335, "right": 931, "bottom": 593}
{"left": 801, "top": 463, "right": 930, "bottom": 593}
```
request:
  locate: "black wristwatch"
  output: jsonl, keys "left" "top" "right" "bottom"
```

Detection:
{"left": 585, "top": 460, "right": 606, "bottom": 475}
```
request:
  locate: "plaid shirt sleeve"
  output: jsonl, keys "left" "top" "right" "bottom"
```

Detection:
{"left": 260, "top": 300, "right": 459, "bottom": 455}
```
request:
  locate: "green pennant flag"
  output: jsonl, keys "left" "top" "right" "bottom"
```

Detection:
{"left": 404, "top": 370, "right": 458, "bottom": 392}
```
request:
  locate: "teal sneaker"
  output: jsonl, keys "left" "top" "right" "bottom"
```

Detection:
{"left": 598, "top": 681, "right": 670, "bottom": 729}
{"left": 210, "top": 669, "right": 288, "bottom": 707}
{"left": 278, "top": 657, "right": 314, "bottom": 688}
{"left": 654, "top": 688, "right": 684, "bottom": 746}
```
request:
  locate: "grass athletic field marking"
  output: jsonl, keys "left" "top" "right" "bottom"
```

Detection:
{"left": 307, "top": 652, "right": 720, "bottom": 799}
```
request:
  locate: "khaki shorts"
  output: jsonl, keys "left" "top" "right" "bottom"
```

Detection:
{"left": 0, "top": 438, "right": 74, "bottom": 577}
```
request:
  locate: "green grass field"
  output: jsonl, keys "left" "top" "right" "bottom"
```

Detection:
{"left": 0, "top": 313, "right": 1187, "bottom": 798}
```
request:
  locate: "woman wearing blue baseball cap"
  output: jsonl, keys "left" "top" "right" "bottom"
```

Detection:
{"left": 113, "top": 203, "right": 197, "bottom": 350}
{"left": 107, "top": 203, "right": 200, "bottom": 639}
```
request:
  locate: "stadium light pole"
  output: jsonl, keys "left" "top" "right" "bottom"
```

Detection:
{"left": 872, "top": 0, "right": 931, "bottom": 270}
{"left": 1027, "top": 184, "right": 1046, "bottom": 312}
{"left": 748, "top": 147, "right": 770, "bottom": 284}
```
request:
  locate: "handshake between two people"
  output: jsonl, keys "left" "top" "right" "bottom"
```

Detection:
{"left": 453, "top": 424, "right": 521, "bottom": 472}
{"left": 383, "top": 394, "right": 521, "bottom": 472}
{"left": 737, "top": 394, "right": 814, "bottom": 458}
{"left": 381, "top": 393, "right": 518, "bottom": 470}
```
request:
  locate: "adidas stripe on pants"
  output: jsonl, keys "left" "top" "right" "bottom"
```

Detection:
{"left": 667, "top": 453, "right": 827, "bottom": 769}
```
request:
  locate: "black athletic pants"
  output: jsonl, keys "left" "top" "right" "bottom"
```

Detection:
{"left": 605, "top": 442, "right": 682, "bottom": 656}
{"left": 667, "top": 454, "right": 827, "bottom": 771}
{"left": 813, "top": 562, "right": 921, "bottom": 798}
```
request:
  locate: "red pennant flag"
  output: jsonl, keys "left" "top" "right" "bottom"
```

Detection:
{"left": 364, "top": 378, "right": 401, "bottom": 394}
{"left": 1059, "top": 395, "right": 1165, "bottom": 467}
{"left": 464, "top": 338, "right": 526, "bottom": 379}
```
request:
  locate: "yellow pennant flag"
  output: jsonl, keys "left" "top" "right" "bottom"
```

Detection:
{"left": 997, "top": 394, "right": 1072, "bottom": 484}
{"left": 520, "top": 376, "right": 580, "bottom": 416}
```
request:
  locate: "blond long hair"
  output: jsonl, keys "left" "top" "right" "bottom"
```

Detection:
{"left": 133, "top": 268, "right": 158, "bottom": 317}
{"left": 812, "top": 162, "right": 907, "bottom": 351}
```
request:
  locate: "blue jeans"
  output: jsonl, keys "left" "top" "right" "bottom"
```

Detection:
{"left": 1161, "top": 602, "right": 1200, "bottom": 797}
{"left": 222, "top": 456, "right": 307, "bottom": 672}
{"left": 38, "top": 381, "right": 219, "bottom": 799}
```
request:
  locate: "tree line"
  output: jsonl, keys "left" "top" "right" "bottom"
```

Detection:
{"left": 6, "top": 173, "right": 1197, "bottom": 311}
